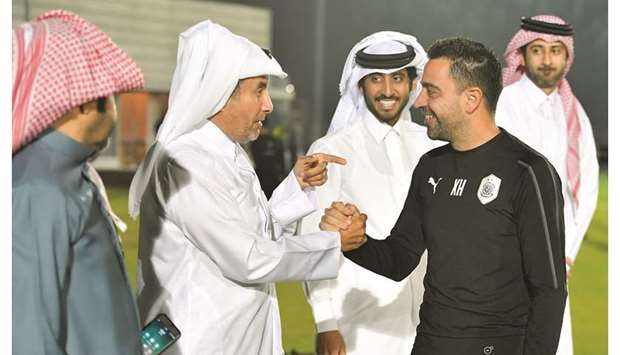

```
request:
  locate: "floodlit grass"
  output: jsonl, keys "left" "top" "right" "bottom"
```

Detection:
{"left": 109, "top": 171, "right": 607, "bottom": 355}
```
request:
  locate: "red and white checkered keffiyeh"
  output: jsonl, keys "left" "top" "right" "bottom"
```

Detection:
{"left": 502, "top": 14, "right": 582, "bottom": 208}
{"left": 12, "top": 9, "right": 145, "bottom": 154}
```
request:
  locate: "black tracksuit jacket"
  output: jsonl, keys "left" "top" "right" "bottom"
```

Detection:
{"left": 345, "top": 129, "right": 567, "bottom": 355}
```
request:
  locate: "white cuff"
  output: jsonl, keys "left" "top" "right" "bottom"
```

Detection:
{"left": 269, "top": 170, "right": 316, "bottom": 225}
{"left": 310, "top": 299, "right": 339, "bottom": 333}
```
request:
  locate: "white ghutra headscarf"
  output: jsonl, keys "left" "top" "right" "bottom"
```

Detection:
{"left": 128, "top": 20, "right": 286, "bottom": 217}
{"left": 327, "top": 31, "right": 428, "bottom": 134}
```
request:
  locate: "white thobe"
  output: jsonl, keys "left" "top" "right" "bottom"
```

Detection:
{"left": 301, "top": 112, "right": 436, "bottom": 354}
{"left": 495, "top": 75, "right": 599, "bottom": 355}
{"left": 137, "top": 121, "right": 341, "bottom": 355}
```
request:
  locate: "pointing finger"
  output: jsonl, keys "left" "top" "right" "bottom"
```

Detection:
{"left": 313, "top": 153, "right": 347, "bottom": 166}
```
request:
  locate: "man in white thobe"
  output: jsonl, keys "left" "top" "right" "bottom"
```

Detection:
{"left": 128, "top": 20, "right": 367, "bottom": 355}
{"left": 495, "top": 15, "right": 599, "bottom": 355}
{"left": 301, "top": 32, "right": 436, "bottom": 355}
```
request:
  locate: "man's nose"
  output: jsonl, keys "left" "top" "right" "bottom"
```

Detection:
{"left": 542, "top": 49, "right": 552, "bottom": 66}
{"left": 414, "top": 89, "right": 427, "bottom": 108}
{"left": 383, "top": 79, "right": 394, "bottom": 97}
{"left": 262, "top": 94, "right": 273, "bottom": 113}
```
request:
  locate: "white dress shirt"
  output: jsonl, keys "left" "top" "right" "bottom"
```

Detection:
{"left": 495, "top": 75, "right": 599, "bottom": 355}
{"left": 301, "top": 111, "right": 437, "bottom": 355}
{"left": 137, "top": 121, "right": 341, "bottom": 355}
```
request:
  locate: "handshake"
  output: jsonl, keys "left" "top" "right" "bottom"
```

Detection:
{"left": 319, "top": 202, "right": 368, "bottom": 252}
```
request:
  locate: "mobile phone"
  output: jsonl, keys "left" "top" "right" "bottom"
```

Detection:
{"left": 141, "top": 313, "right": 181, "bottom": 355}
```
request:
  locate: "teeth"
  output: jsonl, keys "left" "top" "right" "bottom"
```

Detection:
{"left": 379, "top": 99, "right": 396, "bottom": 109}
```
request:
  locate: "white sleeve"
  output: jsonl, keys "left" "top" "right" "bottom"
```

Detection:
{"left": 269, "top": 170, "right": 318, "bottom": 238}
{"left": 299, "top": 139, "right": 346, "bottom": 333}
{"left": 165, "top": 153, "right": 340, "bottom": 284}
{"left": 567, "top": 103, "right": 599, "bottom": 261}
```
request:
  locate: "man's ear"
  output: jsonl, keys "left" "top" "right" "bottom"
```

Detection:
{"left": 462, "top": 87, "right": 483, "bottom": 114}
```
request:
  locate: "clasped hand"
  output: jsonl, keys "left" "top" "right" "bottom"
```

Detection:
{"left": 320, "top": 201, "right": 367, "bottom": 252}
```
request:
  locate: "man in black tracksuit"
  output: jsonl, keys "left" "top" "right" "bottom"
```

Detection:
{"left": 321, "top": 38, "right": 566, "bottom": 355}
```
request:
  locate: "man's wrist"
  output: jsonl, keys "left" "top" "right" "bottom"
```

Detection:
{"left": 316, "top": 319, "right": 339, "bottom": 333}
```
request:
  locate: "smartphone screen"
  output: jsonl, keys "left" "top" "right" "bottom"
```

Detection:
{"left": 141, "top": 314, "right": 181, "bottom": 355}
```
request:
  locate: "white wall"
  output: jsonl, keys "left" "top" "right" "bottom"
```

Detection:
{"left": 12, "top": 0, "right": 273, "bottom": 91}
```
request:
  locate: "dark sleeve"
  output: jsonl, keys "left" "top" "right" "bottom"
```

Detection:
{"left": 515, "top": 159, "right": 567, "bottom": 355}
{"left": 343, "top": 163, "right": 427, "bottom": 282}
{"left": 12, "top": 184, "right": 75, "bottom": 355}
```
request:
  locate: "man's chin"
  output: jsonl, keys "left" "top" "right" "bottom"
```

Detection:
{"left": 87, "top": 138, "right": 110, "bottom": 162}
{"left": 247, "top": 131, "right": 261, "bottom": 143}
{"left": 372, "top": 108, "right": 403, "bottom": 124}
{"left": 95, "top": 137, "right": 111, "bottom": 153}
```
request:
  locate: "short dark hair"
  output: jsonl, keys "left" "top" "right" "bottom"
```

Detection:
{"left": 427, "top": 38, "right": 502, "bottom": 113}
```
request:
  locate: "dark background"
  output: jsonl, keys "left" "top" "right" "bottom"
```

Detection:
{"left": 224, "top": 0, "right": 608, "bottom": 155}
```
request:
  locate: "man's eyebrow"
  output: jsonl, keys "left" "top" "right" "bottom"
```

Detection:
{"left": 421, "top": 81, "right": 440, "bottom": 91}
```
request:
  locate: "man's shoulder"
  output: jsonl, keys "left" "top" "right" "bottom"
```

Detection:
{"left": 422, "top": 142, "right": 451, "bottom": 160}
{"left": 13, "top": 178, "right": 76, "bottom": 216}
{"left": 496, "top": 80, "right": 527, "bottom": 113}
{"left": 401, "top": 120, "right": 429, "bottom": 133}
{"left": 499, "top": 131, "right": 556, "bottom": 175}
{"left": 165, "top": 135, "right": 223, "bottom": 169}
{"left": 309, "top": 123, "right": 365, "bottom": 153}
{"left": 501, "top": 77, "right": 529, "bottom": 96}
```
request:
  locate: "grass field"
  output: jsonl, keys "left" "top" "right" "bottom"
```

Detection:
{"left": 109, "top": 172, "right": 608, "bottom": 355}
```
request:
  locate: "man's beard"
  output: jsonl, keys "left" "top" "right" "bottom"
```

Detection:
{"left": 526, "top": 66, "right": 563, "bottom": 90}
{"left": 364, "top": 93, "right": 409, "bottom": 125}
{"left": 422, "top": 108, "right": 454, "bottom": 142}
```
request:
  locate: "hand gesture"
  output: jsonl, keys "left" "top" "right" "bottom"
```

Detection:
{"left": 294, "top": 153, "right": 346, "bottom": 188}
{"left": 320, "top": 202, "right": 367, "bottom": 252}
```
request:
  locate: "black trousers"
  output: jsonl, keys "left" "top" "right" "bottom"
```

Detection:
{"left": 411, "top": 333, "right": 525, "bottom": 355}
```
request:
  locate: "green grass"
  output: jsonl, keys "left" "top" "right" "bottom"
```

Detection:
{"left": 570, "top": 172, "right": 608, "bottom": 355}
{"left": 109, "top": 172, "right": 608, "bottom": 355}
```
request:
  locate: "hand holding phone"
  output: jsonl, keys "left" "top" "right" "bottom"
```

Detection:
{"left": 141, "top": 314, "right": 181, "bottom": 355}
